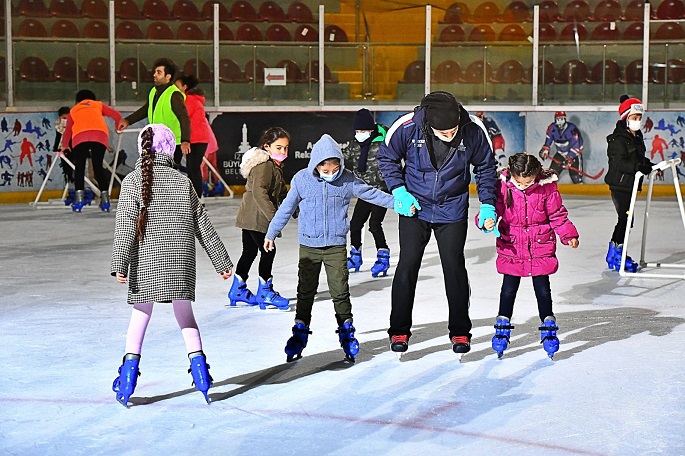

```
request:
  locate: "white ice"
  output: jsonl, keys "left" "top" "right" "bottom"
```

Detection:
{"left": 1, "top": 195, "right": 684, "bottom": 455}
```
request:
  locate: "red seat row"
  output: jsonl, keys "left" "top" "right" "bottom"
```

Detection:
{"left": 401, "top": 58, "right": 685, "bottom": 85}
{"left": 438, "top": 21, "right": 685, "bottom": 43}
{"left": 441, "top": 0, "right": 685, "bottom": 24}
{"left": 17, "top": 0, "right": 316, "bottom": 23}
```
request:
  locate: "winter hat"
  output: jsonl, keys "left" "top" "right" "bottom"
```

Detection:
{"left": 138, "top": 124, "right": 176, "bottom": 157}
{"left": 421, "top": 91, "right": 461, "bottom": 130}
{"left": 618, "top": 94, "right": 644, "bottom": 120}
{"left": 353, "top": 108, "right": 376, "bottom": 130}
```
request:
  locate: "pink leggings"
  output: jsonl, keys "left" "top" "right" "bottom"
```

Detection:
{"left": 124, "top": 300, "right": 202, "bottom": 355}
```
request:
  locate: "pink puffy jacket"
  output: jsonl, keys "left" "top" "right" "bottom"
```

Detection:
{"left": 476, "top": 170, "right": 579, "bottom": 277}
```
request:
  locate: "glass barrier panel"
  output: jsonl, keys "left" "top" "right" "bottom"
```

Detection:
{"left": 648, "top": 42, "right": 685, "bottom": 110}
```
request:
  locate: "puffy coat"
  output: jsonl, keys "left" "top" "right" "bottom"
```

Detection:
{"left": 378, "top": 104, "right": 498, "bottom": 223}
{"left": 111, "top": 153, "right": 232, "bottom": 304}
{"left": 266, "top": 134, "right": 394, "bottom": 248}
{"left": 341, "top": 124, "right": 388, "bottom": 190}
{"left": 236, "top": 147, "right": 288, "bottom": 233}
{"left": 185, "top": 92, "right": 215, "bottom": 145}
{"left": 604, "top": 121, "right": 652, "bottom": 193}
{"left": 478, "top": 170, "right": 579, "bottom": 277}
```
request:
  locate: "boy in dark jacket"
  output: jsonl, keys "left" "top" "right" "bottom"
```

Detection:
{"left": 378, "top": 91, "right": 498, "bottom": 357}
{"left": 605, "top": 95, "right": 655, "bottom": 272}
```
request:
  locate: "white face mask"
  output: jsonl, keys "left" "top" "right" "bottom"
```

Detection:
{"left": 431, "top": 128, "right": 457, "bottom": 143}
{"left": 555, "top": 118, "right": 566, "bottom": 128}
{"left": 355, "top": 132, "right": 371, "bottom": 143}
{"left": 628, "top": 119, "right": 642, "bottom": 132}
{"left": 513, "top": 181, "right": 534, "bottom": 191}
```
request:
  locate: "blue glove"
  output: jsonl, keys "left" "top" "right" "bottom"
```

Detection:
{"left": 392, "top": 186, "right": 421, "bottom": 217}
{"left": 478, "top": 203, "right": 500, "bottom": 237}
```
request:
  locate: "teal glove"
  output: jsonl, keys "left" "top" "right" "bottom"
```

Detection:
{"left": 478, "top": 203, "right": 500, "bottom": 237}
{"left": 392, "top": 186, "right": 421, "bottom": 217}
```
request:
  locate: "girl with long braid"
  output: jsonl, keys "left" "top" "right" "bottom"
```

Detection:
{"left": 111, "top": 124, "right": 233, "bottom": 407}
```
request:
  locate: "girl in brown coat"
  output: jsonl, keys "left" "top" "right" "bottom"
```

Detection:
{"left": 229, "top": 127, "right": 291, "bottom": 310}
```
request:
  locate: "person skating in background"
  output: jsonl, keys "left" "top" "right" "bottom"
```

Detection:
{"left": 539, "top": 111, "right": 585, "bottom": 183}
{"left": 117, "top": 58, "right": 191, "bottom": 162}
{"left": 61, "top": 90, "right": 122, "bottom": 212}
{"left": 341, "top": 108, "right": 391, "bottom": 277}
{"left": 174, "top": 74, "right": 217, "bottom": 199}
{"left": 264, "top": 134, "right": 396, "bottom": 363}
{"left": 111, "top": 124, "right": 233, "bottom": 407}
{"left": 229, "top": 127, "right": 291, "bottom": 311}
{"left": 477, "top": 152, "right": 579, "bottom": 360}
{"left": 378, "top": 91, "right": 499, "bottom": 358}
{"left": 605, "top": 95, "right": 655, "bottom": 273}
{"left": 475, "top": 111, "right": 506, "bottom": 167}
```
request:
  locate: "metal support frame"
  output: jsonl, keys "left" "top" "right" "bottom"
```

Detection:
{"left": 620, "top": 159, "right": 685, "bottom": 279}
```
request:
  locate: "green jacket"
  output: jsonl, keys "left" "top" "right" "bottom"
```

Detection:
{"left": 148, "top": 84, "right": 185, "bottom": 145}
{"left": 341, "top": 124, "right": 388, "bottom": 191}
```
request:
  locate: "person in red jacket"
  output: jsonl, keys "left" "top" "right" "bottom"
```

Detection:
{"left": 174, "top": 75, "right": 217, "bottom": 198}
{"left": 62, "top": 90, "right": 122, "bottom": 212}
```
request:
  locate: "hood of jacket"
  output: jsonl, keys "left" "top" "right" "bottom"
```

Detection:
{"left": 499, "top": 168, "right": 558, "bottom": 189}
{"left": 186, "top": 92, "right": 206, "bottom": 106}
{"left": 240, "top": 147, "right": 271, "bottom": 179}
{"left": 307, "top": 134, "right": 345, "bottom": 179}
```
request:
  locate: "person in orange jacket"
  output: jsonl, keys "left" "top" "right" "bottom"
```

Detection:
{"left": 62, "top": 90, "right": 122, "bottom": 212}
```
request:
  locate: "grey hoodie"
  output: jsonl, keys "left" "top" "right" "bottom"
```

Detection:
{"left": 266, "top": 134, "right": 394, "bottom": 248}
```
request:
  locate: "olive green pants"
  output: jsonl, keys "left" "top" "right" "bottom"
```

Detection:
{"left": 296, "top": 245, "right": 351, "bottom": 327}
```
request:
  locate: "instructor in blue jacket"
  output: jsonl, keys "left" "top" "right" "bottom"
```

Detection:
{"left": 378, "top": 91, "right": 499, "bottom": 356}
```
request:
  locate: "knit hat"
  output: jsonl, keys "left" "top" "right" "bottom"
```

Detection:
{"left": 138, "top": 124, "right": 176, "bottom": 157}
{"left": 353, "top": 108, "right": 376, "bottom": 130}
{"left": 421, "top": 91, "right": 461, "bottom": 130}
{"left": 618, "top": 94, "right": 644, "bottom": 120}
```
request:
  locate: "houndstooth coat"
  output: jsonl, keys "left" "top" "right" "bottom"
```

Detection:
{"left": 111, "top": 154, "right": 233, "bottom": 304}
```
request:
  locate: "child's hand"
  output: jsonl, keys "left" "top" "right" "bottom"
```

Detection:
{"left": 116, "top": 272, "right": 127, "bottom": 284}
{"left": 484, "top": 219, "right": 495, "bottom": 231}
{"left": 220, "top": 268, "right": 233, "bottom": 280}
{"left": 568, "top": 238, "right": 579, "bottom": 248}
{"left": 410, "top": 204, "right": 417, "bottom": 215}
{"left": 264, "top": 239, "right": 275, "bottom": 252}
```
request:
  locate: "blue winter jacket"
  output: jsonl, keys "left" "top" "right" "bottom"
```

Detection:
{"left": 266, "top": 134, "right": 394, "bottom": 248}
{"left": 378, "top": 105, "right": 498, "bottom": 223}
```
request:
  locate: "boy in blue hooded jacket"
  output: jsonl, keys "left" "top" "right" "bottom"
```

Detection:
{"left": 265, "top": 134, "right": 395, "bottom": 363}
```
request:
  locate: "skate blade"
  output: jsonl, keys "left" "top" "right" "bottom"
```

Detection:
{"left": 286, "top": 354, "right": 302, "bottom": 363}
{"left": 116, "top": 396, "right": 131, "bottom": 408}
{"left": 496, "top": 352, "right": 504, "bottom": 359}
{"left": 394, "top": 351, "right": 403, "bottom": 360}
{"left": 344, "top": 354, "right": 356, "bottom": 363}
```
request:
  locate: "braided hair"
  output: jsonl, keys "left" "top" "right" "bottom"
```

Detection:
{"left": 136, "top": 126, "right": 154, "bottom": 242}
{"left": 505, "top": 152, "right": 553, "bottom": 208}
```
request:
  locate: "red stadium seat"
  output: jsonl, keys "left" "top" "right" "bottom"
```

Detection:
{"left": 231, "top": 1, "right": 259, "bottom": 22}
{"left": 202, "top": 1, "right": 230, "bottom": 20}
{"left": 87, "top": 57, "right": 109, "bottom": 82}
{"left": 119, "top": 57, "right": 149, "bottom": 81}
{"left": 623, "top": 0, "right": 655, "bottom": 21}
{"left": 305, "top": 60, "right": 336, "bottom": 83}
{"left": 654, "top": 23, "right": 685, "bottom": 40}
{"left": 525, "top": 60, "right": 556, "bottom": 84}
{"left": 653, "top": 59, "right": 685, "bottom": 84}
{"left": 142, "top": 0, "right": 171, "bottom": 20}
{"left": 593, "top": 0, "right": 622, "bottom": 21}
{"left": 184, "top": 59, "right": 213, "bottom": 82}
{"left": 51, "top": 19, "right": 80, "bottom": 38}
{"left": 469, "top": 24, "right": 496, "bottom": 42}
{"left": 265, "top": 24, "right": 292, "bottom": 42}
{"left": 245, "top": 59, "right": 267, "bottom": 82}
{"left": 470, "top": 1, "right": 500, "bottom": 23}
{"left": 591, "top": 22, "right": 620, "bottom": 41}
{"left": 288, "top": 2, "right": 314, "bottom": 23}
{"left": 212, "top": 23, "right": 234, "bottom": 41}
{"left": 539, "top": 0, "right": 561, "bottom": 22}
{"left": 498, "top": 24, "right": 528, "bottom": 41}
{"left": 147, "top": 22, "right": 174, "bottom": 40}
{"left": 173, "top": 0, "right": 201, "bottom": 20}
{"left": 656, "top": 0, "right": 685, "bottom": 19}
{"left": 83, "top": 20, "right": 107, "bottom": 38}
{"left": 399, "top": 60, "right": 425, "bottom": 83}
{"left": 49, "top": 0, "right": 80, "bottom": 17}
{"left": 555, "top": 59, "right": 588, "bottom": 84}
{"left": 623, "top": 22, "right": 644, "bottom": 41}
{"left": 324, "top": 25, "right": 348, "bottom": 42}
{"left": 433, "top": 60, "right": 461, "bottom": 83}
{"left": 562, "top": 0, "right": 591, "bottom": 22}
{"left": 276, "top": 59, "right": 305, "bottom": 83}
{"left": 178, "top": 22, "right": 205, "bottom": 41}
{"left": 259, "top": 1, "right": 287, "bottom": 22}
{"left": 53, "top": 56, "right": 87, "bottom": 82}
{"left": 463, "top": 60, "right": 493, "bottom": 83}
{"left": 82, "top": 0, "right": 107, "bottom": 18}
{"left": 114, "top": 0, "right": 141, "bottom": 19}
{"left": 623, "top": 59, "right": 644, "bottom": 84}
{"left": 236, "top": 24, "right": 263, "bottom": 41}
{"left": 441, "top": 2, "right": 469, "bottom": 23}
{"left": 18, "top": 56, "right": 53, "bottom": 81}
{"left": 18, "top": 0, "right": 51, "bottom": 17}
{"left": 219, "top": 58, "right": 245, "bottom": 82}
{"left": 502, "top": 1, "right": 531, "bottom": 22}
{"left": 18, "top": 19, "right": 48, "bottom": 37}
{"left": 539, "top": 22, "right": 556, "bottom": 42}
{"left": 559, "top": 23, "right": 588, "bottom": 41}
{"left": 438, "top": 25, "right": 465, "bottom": 42}
{"left": 115, "top": 21, "right": 144, "bottom": 40}
{"left": 587, "top": 59, "right": 621, "bottom": 84}
{"left": 493, "top": 59, "right": 524, "bottom": 83}
{"left": 294, "top": 24, "right": 317, "bottom": 42}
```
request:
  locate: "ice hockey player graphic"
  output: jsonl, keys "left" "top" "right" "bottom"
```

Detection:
{"left": 476, "top": 111, "right": 506, "bottom": 167}
{"left": 539, "top": 111, "right": 585, "bottom": 183}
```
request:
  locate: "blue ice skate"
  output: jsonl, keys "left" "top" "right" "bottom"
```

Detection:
{"left": 606, "top": 242, "right": 638, "bottom": 273}
{"left": 112, "top": 353, "right": 141, "bottom": 408}
{"left": 347, "top": 247, "right": 363, "bottom": 272}
{"left": 64, "top": 189, "right": 75, "bottom": 206}
{"left": 336, "top": 319, "right": 360, "bottom": 362}
{"left": 492, "top": 316, "right": 514, "bottom": 359}
{"left": 539, "top": 316, "right": 560, "bottom": 359}
{"left": 370, "top": 248, "right": 390, "bottom": 277}
{"left": 285, "top": 320, "right": 311, "bottom": 362}
{"left": 227, "top": 274, "right": 258, "bottom": 307}
{"left": 257, "top": 276, "right": 290, "bottom": 310}
{"left": 99, "top": 191, "right": 110, "bottom": 212}
{"left": 188, "top": 351, "right": 212, "bottom": 403}
{"left": 71, "top": 190, "right": 86, "bottom": 212}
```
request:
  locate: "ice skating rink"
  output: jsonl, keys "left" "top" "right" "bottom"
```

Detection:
{"left": 2, "top": 194, "right": 684, "bottom": 456}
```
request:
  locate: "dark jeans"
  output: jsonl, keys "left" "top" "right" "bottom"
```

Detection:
{"left": 498, "top": 274, "right": 553, "bottom": 323}
{"left": 610, "top": 190, "right": 633, "bottom": 244}
{"left": 296, "top": 245, "right": 351, "bottom": 327}
{"left": 71, "top": 142, "right": 107, "bottom": 192}
{"left": 349, "top": 198, "right": 389, "bottom": 250}
{"left": 174, "top": 143, "right": 207, "bottom": 198}
{"left": 389, "top": 217, "right": 471, "bottom": 339}
{"left": 550, "top": 152, "right": 583, "bottom": 184}
{"left": 235, "top": 230, "right": 276, "bottom": 282}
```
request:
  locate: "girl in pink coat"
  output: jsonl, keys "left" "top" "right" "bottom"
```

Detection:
{"left": 478, "top": 152, "right": 579, "bottom": 359}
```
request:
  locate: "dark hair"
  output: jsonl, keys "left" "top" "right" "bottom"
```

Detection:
{"left": 57, "top": 106, "right": 70, "bottom": 116}
{"left": 153, "top": 58, "right": 177, "bottom": 80}
{"left": 136, "top": 127, "right": 155, "bottom": 243}
{"left": 317, "top": 157, "right": 340, "bottom": 167}
{"left": 258, "top": 127, "right": 290, "bottom": 149}
{"left": 505, "top": 152, "right": 552, "bottom": 208}
{"left": 75, "top": 89, "right": 96, "bottom": 102}
{"left": 176, "top": 74, "right": 199, "bottom": 90}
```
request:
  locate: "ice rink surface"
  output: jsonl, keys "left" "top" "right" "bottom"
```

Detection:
{"left": 1, "top": 194, "right": 684, "bottom": 455}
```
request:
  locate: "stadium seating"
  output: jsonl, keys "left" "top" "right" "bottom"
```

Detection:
{"left": 259, "top": 1, "right": 287, "bottom": 22}
{"left": 463, "top": 60, "right": 493, "bottom": 84}
{"left": 276, "top": 59, "right": 306, "bottom": 83}
{"left": 53, "top": 56, "right": 87, "bottom": 82}
{"left": 502, "top": 1, "right": 531, "bottom": 22}
{"left": 231, "top": 1, "right": 259, "bottom": 22}
{"left": 184, "top": 59, "right": 212, "bottom": 82}
{"left": 587, "top": 59, "right": 621, "bottom": 84}
{"left": 119, "top": 57, "right": 149, "bottom": 82}
{"left": 82, "top": 0, "right": 107, "bottom": 18}
{"left": 559, "top": 23, "right": 588, "bottom": 41}
{"left": 324, "top": 25, "right": 348, "bottom": 42}
{"left": 115, "top": 21, "right": 144, "bottom": 40}
{"left": 469, "top": 24, "right": 496, "bottom": 42}
{"left": 177, "top": 22, "right": 204, "bottom": 41}
{"left": 498, "top": 24, "right": 528, "bottom": 41}
{"left": 18, "top": 19, "right": 48, "bottom": 37}
{"left": 265, "top": 24, "right": 292, "bottom": 42}
{"left": 146, "top": 22, "right": 174, "bottom": 40}
{"left": 441, "top": 2, "right": 469, "bottom": 24}
{"left": 555, "top": 59, "right": 588, "bottom": 84}
{"left": 245, "top": 59, "right": 267, "bottom": 82}
{"left": 656, "top": 0, "right": 685, "bottom": 20}
{"left": 114, "top": 0, "right": 141, "bottom": 19}
{"left": 19, "top": 57, "right": 53, "bottom": 81}
{"left": 202, "top": 1, "right": 230, "bottom": 21}
{"left": 470, "top": 2, "right": 500, "bottom": 23}
{"left": 399, "top": 60, "right": 425, "bottom": 83}
{"left": 438, "top": 25, "right": 465, "bottom": 42}
{"left": 493, "top": 59, "right": 525, "bottom": 83}
{"left": 591, "top": 22, "right": 620, "bottom": 41}
{"left": 288, "top": 2, "right": 314, "bottom": 23}
{"left": 433, "top": 60, "right": 461, "bottom": 83}
{"left": 236, "top": 24, "right": 263, "bottom": 41}
{"left": 18, "top": 0, "right": 51, "bottom": 17}
{"left": 562, "top": 0, "right": 592, "bottom": 22}
{"left": 593, "top": 0, "right": 622, "bottom": 21}
{"left": 87, "top": 57, "right": 109, "bottom": 82}
{"left": 219, "top": 58, "right": 245, "bottom": 82}
{"left": 173, "top": 0, "right": 201, "bottom": 21}
{"left": 49, "top": 0, "right": 80, "bottom": 17}
{"left": 51, "top": 19, "right": 80, "bottom": 38}
{"left": 294, "top": 24, "right": 317, "bottom": 42}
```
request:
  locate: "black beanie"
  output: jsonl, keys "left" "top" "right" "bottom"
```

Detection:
{"left": 353, "top": 108, "right": 376, "bottom": 130}
{"left": 76, "top": 89, "right": 96, "bottom": 102}
{"left": 421, "top": 91, "right": 461, "bottom": 130}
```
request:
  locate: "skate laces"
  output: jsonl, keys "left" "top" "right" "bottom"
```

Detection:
{"left": 391, "top": 335, "right": 408, "bottom": 343}
{"left": 451, "top": 336, "right": 469, "bottom": 344}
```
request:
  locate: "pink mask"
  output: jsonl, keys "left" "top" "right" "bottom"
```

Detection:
{"left": 271, "top": 153, "right": 287, "bottom": 163}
